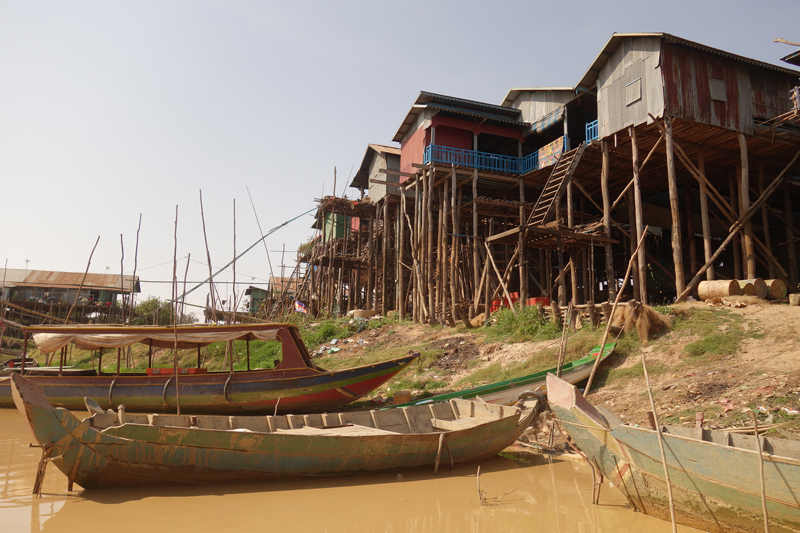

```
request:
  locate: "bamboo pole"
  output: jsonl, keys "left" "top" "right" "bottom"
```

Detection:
{"left": 119, "top": 234, "right": 125, "bottom": 324}
{"left": 584, "top": 226, "right": 649, "bottom": 394}
{"left": 199, "top": 191, "right": 219, "bottom": 323}
{"left": 627, "top": 187, "right": 641, "bottom": 302}
{"left": 642, "top": 352, "right": 678, "bottom": 533}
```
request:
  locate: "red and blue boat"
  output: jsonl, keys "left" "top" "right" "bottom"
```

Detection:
{"left": 0, "top": 323, "right": 417, "bottom": 415}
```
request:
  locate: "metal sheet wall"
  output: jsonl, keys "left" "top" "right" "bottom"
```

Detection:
{"left": 596, "top": 36, "right": 665, "bottom": 138}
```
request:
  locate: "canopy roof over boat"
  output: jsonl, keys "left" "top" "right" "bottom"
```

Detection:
{"left": 22, "top": 323, "right": 294, "bottom": 354}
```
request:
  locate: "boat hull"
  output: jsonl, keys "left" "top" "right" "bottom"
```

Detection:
{"left": 546, "top": 374, "right": 800, "bottom": 533}
{"left": 0, "top": 354, "right": 416, "bottom": 415}
{"left": 11, "top": 374, "right": 533, "bottom": 489}
{"left": 392, "top": 344, "right": 614, "bottom": 408}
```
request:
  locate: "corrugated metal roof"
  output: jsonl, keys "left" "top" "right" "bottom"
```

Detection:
{"left": 350, "top": 144, "right": 402, "bottom": 189}
{"left": 782, "top": 49, "right": 800, "bottom": 67}
{"left": 500, "top": 87, "right": 575, "bottom": 108}
{"left": 0, "top": 268, "right": 140, "bottom": 293}
{"left": 392, "top": 91, "right": 523, "bottom": 143}
{"left": 577, "top": 33, "right": 800, "bottom": 90}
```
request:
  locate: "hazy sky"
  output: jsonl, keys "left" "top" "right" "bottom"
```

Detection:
{"left": 1, "top": 0, "right": 797, "bottom": 315}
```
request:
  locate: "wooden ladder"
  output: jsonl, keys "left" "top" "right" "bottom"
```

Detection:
{"left": 526, "top": 142, "right": 587, "bottom": 227}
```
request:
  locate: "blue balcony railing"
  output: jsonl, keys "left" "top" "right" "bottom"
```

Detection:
{"left": 424, "top": 145, "right": 520, "bottom": 174}
{"left": 585, "top": 120, "right": 599, "bottom": 141}
{"left": 423, "top": 135, "right": 567, "bottom": 176}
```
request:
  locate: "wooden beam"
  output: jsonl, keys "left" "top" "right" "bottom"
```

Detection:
{"left": 379, "top": 168, "right": 417, "bottom": 178}
{"left": 601, "top": 140, "right": 616, "bottom": 301}
{"left": 630, "top": 126, "right": 647, "bottom": 302}
{"left": 738, "top": 133, "right": 756, "bottom": 279}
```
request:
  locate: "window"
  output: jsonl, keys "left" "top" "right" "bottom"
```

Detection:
{"left": 625, "top": 78, "right": 642, "bottom": 106}
{"left": 709, "top": 79, "right": 727, "bottom": 102}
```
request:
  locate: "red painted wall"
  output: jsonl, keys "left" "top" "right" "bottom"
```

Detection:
{"left": 433, "top": 125, "right": 472, "bottom": 150}
{"left": 400, "top": 126, "right": 429, "bottom": 174}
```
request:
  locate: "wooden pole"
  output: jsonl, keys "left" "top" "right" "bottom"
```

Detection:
{"left": 698, "top": 152, "right": 714, "bottom": 280}
{"left": 451, "top": 167, "right": 458, "bottom": 320}
{"left": 557, "top": 237, "right": 566, "bottom": 307}
{"left": 731, "top": 175, "right": 743, "bottom": 280}
{"left": 664, "top": 117, "right": 685, "bottom": 295}
{"left": 427, "top": 171, "right": 434, "bottom": 321}
{"left": 738, "top": 133, "right": 756, "bottom": 279}
{"left": 65, "top": 236, "right": 101, "bottom": 323}
{"left": 601, "top": 140, "right": 616, "bottom": 301}
{"left": 584, "top": 226, "right": 648, "bottom": 395}
{"left": 399, "top": 193, "right": 406, "bottom": 320}
{"left": 627, "top": 187, "right": 641, "bottom": 302}
{"left": 472, "top": 169, "right": 479, "bottom": 318}
{"left": 759, "top": 161, "right": 776, "bottom": 279}
{"left": 630, "top": 126, "right": 647, "bottom": 302}
{"left": 784, "top": 180, "right": 798, "bottom": 287}
{"left": 485, "top": 242, "right": 517, "bottom": 316}
{"left": 199, "top": 191, "right": 219, "bottom": 322}
{"left": 751, "top": 411, "right": 771, "bottom": 533}
{"left": 642, "top": 353, "right": 678, "bottom": 533}
{"left": 685, "top": 186, "right": 697, "bottom": 278}
{"left": 567, "top": 176, "right": 579, "bottom": 305}
{"left": 172, "top": 205, "right": 181, "bottom": 415}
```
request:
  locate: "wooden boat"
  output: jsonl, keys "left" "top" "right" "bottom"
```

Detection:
{"left": 0, "top": 323, "right": 417, "bottom": 415}
{"left": 391, "top": 343, "right": 615, "bottom": 408}
{"left": 11, "top": 373, "right": 537, "bottom": 489}
{"left": 546, "top": 374, "right": 800, "bottom": 533}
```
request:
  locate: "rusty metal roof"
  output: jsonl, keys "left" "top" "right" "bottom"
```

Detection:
{"left": 0, "top": 269, "right": 140, "bottom": 293}
{"left": 577, "top": 33, "right": 800, "bottom": 91}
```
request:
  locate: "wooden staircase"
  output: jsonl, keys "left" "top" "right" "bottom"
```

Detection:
{"left": 526, "top": 143, "right": 587, "bottom": 227}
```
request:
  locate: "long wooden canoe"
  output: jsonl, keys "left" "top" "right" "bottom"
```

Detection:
{"left": 547, "top": 374, "right": 800, "bottom": 533}
{"left": 391, "top": 343, "right": 615, "bottom": 408}
{"left": 11, "top": 374, "right": 537, "bottom": 489}
{"left": 0, "top": 323, "right": 417, "bottom": 415}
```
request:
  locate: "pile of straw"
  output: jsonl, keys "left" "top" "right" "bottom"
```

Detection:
{"left": 610, "top": 300, "right": 673, "bottom": 344}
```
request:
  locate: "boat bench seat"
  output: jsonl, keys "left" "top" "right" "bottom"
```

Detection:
{"left": 431, "top": 416, "right": 486, "bottom": 431}
{"left": 151, "top": 415, "right": 193, "bottom": 428}
{"left": 275, "top": 424, "right": 400, "bottom": 436}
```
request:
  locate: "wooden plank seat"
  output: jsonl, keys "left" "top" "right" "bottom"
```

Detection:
{"left": 430, "top": 417, "right": 487, "bottom": 431}
{"left": 275, "top": 424, "right": 400, "bottom": 436}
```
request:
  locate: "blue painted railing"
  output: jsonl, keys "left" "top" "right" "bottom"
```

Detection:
{"left": 585, "top": 120, "right": 599, "bottom": 141}
{"left": 424, "top": 145, "right": 520, "bottom": 174}
{"left": 520, "top": 152, "right": 539, "bottom": 174}
{"left": 423, "top": 136, "right": 567, "bottom": 176}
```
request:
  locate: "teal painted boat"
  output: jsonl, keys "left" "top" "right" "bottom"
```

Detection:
{"left": 11, "top": 374, "right": 538, "bottom": 490}
{"left": 547, "top": 374, "right": 800, "bottom": 533}
{"left": 391, "top": 343, "right": 615, "bottom": 408}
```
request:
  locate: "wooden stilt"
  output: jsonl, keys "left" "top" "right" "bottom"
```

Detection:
{"left": 784, "top": 180, "right": 798, "bottom": 287}
{"left": 685, "top": 186, "right": 697, "bottom": 278}
{"left": 567, "top": 175, "right": 579, "bottom": 305}
{"left": 451, "top": 167, "right": 458, "bottom": 320}
{"left": 738, "top": 134, "right": 756, "bottom": 279}
{"left": 399, "top": 194, "right": 406, "bottom": 320}
{"left": 698, "top": 152, "right": 714, "bottom": 280}
{"left": 601, "top": 140, "right": 616, "bottom": 301}
{"left": 630, "top": 126, "right": 647, "bottom": 302}
{"left": 664, "top": 117, "right": 685, "bottom": 295}
{"left": 557, "top": 237, "right": 566, "bottom": 307}
{"left": 472, "top": 168, "right": 479, "bottom": 318}
{"left": 730, "top": 176, "right": 743, "bottom": 280}
{"left": 759, "top": 161, "right": 775, "bottom": 280}
{"left": 627, "top": 186, "right": 641, "bottom": 302}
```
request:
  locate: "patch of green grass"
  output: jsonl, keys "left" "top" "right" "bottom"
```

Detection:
{"left": 672, "top": 308, "right": 750, "bottom": 361}
{"left": 486, "top": 306, "right": 562, "bottom": 342}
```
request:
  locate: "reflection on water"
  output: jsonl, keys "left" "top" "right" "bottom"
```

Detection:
{"left": 0, "top": 409, "right": 699, "bottom": 532}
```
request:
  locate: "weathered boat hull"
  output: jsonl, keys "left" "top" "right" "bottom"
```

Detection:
{"left": 546, "top": 374, "right": 800, "bottom": 533}
{"left": 0, "top": 355, "right": 416, "bottom": 415}
{"left": 392, "top": 344, "right": 615, "bottom": 408}
{"left": 12, "top": 374, "right": 534, "bottom": 489}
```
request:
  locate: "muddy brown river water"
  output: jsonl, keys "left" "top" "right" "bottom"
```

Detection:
{"left": 0, "top": 409, "right": 701, "bottom": 532}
